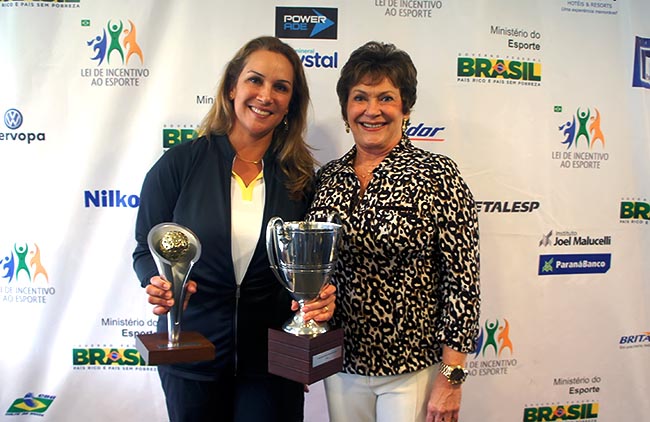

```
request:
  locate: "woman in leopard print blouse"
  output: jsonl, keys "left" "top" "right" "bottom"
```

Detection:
{"left": 307, "top": 41, "right": 480, "bottom": 422}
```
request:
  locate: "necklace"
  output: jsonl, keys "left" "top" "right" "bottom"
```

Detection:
{"left": 236, "top": 154, "right": 262, "bottom": 165}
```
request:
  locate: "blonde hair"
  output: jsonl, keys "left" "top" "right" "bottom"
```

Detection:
{"left": 198, "top": 36, "right": 314, "bottom": 199}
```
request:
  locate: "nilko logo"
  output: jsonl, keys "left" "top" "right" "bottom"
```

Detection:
{"left": 86, "top": 19, "right": 143, "bottom": 66}
{"left": 558, "top": 107, "right": 605, "bottom": 149}
{"left": 632, "top": 36, "right": 650, "bottom": 89}
{"left": 1, "top": 243, "right": 48, "bottom": 284}
{"left": 5, "top": 392, "right": 56, "bottom": 417}
{"left": 275, "top": 7, "right": 337, "bottom": 39}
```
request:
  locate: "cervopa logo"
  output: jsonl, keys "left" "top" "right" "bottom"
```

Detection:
{"left": 87, "top": 19, "right": 144, "bottom": 66}
{"left": 1, "top": 243, "right": 48, "bottom": 284}
{"left": 72, "top": 347, "right": 145, "bottom": 366}
{"left": 5, "top": 393, "right": 56, "bottom": 417}
{"left": 1, "top": 109, "right": 46, "bottom": 145}
{"left": 275, "top": 7, "right": 337, "bottom": 39}
{"left": 558, "top": 107, "right": 605, "bottom": 149}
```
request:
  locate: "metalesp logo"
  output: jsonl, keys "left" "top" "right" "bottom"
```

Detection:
{"left": 620, "top": 198, "right": 649, "bottom": 224}
{"left": 5, "top": 393, "right": 56, "bottom": 417}
{"left": 538, "top": 253, "right": 611, "bottom": 276}
{"left": 275, "top": 7, "right": 337, "bottom": 39}
{"left": 457, "top": 55, "right": 541, "bottom": 86}
{"left": 82, "top": 19, "right": 149, "bottom": 87}
{"left": 523, "top": 402, "right": 599, "bottom": 422}
{"left": 633, "top": 36, "right": 650, "bottom": 89}
{"left": 1, "top": 109, "right": 46, "bottom": 144}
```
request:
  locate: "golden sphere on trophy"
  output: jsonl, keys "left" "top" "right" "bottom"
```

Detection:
{"left": 158, "top": 231, "right": 190, "bottom": 261}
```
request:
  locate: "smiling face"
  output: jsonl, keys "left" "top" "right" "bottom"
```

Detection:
{"left": 346, "top": 76, "right": 407, "bottom": 156}
{"left": 228, "top": 50, "right": 294, "bottom": 143}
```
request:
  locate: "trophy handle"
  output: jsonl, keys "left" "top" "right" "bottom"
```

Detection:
{"left": 265, "top": 216, "right": 285, "bottom": 284}
{"left": 326, "top": 212, "right": 342, "bottom": 226}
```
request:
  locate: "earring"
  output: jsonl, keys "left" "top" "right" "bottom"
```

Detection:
{"left": 344, "top": 121, "right": 350, "bottom": 133}
{"left": 283, "top": 115, "right": 289, "bottom": 132}
{"left": 401, "top": 118, "right": 409, "bottom": 138}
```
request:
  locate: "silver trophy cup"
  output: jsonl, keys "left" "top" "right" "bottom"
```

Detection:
{"left": 148, "top": 222, "right": 201, "bottom": 347}
{"left": 266, "top": 217, "right": 341, "bottom": 336}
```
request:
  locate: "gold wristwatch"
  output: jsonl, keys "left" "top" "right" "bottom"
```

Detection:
{"left": 439, "top": 362, "right": 468, "bottom": 385}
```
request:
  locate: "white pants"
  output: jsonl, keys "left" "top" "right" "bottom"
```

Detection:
{"left": 323, "top": 366, "right": 436, "bottom": 422}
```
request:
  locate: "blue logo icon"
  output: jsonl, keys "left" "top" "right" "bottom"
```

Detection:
{"left": 4, "top": 109, "right": 23, "bottom": 130}
{"left": 633, "top": 36, "right": 650, "bottom": 89}
{"left": 538, "top": 253, "right": 611, "bottom": 275}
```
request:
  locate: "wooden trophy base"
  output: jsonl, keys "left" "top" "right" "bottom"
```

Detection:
{"left": 268, "top": 328, "right": 343, "bottom": 384}
{"left": 135, "top": 332, "right": 215, "bottom": 365}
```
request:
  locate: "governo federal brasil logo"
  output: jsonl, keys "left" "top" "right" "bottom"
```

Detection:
{"left": 457, "top": 54, "right": 541, "bottom": 86}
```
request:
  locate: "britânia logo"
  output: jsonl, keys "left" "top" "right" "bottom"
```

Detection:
{"left": 558, "top": 108, "right": 605, "bottom": 149}
{"left": 87, "top": 19, "right": 144, "bottom": 66}
{"left": 5, "top": 392, "right": 56, "bottom": 417}
{"left": 1, "top": 243, "right": 48, "bottom": 283}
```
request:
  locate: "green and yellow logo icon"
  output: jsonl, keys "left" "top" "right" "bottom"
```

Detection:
{"left": 5, "top": 392, "right": 55, "bottom": 416}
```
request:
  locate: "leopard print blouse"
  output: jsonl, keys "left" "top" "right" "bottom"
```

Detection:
{"left": 307, "top": 137, "right": 480, "bottom": 376}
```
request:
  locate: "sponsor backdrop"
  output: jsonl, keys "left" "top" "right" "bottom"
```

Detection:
{"left": 1, "top": 0, "right": 648, "bottom": 421}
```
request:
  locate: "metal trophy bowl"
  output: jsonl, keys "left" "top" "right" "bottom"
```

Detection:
{"left": 265, "top": 216, "right": 345, "bottom": 384}
{"left": 135, "top": 222, "right": 215, "bottom": 365}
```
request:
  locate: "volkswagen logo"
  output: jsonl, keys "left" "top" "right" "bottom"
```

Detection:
{"left": 4, "top": 108, "right": 23, "bottom": 130}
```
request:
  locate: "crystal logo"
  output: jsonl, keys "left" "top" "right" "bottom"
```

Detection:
{"left": 84, "top": 190, "right": 140, "bottom": 208}
{"left": 538, "top": 253, "right": 611, "bottom": 276}
{"left": 558, "top": 107, "right": 605, "bottom": 149}
{"left": 296, "top": 48, "right": 339, "bottom": 69}
{"left": 633, "top": 36, "right": 650, "bottom": 89}
{"left": 4, "top": 109, "right": 23, "bottom": 130}
{"left": 5, "top": 393, "right": 56, "bottom": 417}
{"left": 275, "top": 7, "right": 337, "bottom": 39}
